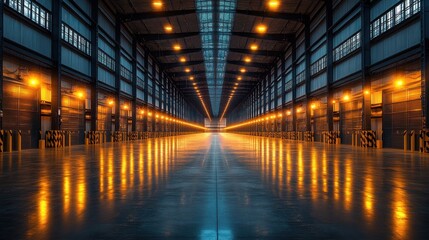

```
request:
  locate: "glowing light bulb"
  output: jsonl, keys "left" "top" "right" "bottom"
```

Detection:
{"left": 256, "top": 24, "right": 267, "bottom": 33}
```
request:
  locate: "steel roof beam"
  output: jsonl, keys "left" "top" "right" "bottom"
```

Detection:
{"left": 154, "top": 48, "right": 202, "bottom": 57}
{"left": 120, "top": 10, "right": 196, "bottom": 22}
{"left": 226, "top": 60, "right": 271, "bottom": 69}
{"left": 163, "top": 61, "right": 204, "bottom": 69}
{"left": 235, "top": 10, "right": 307, "bottom": 22}
{"left": 136, "top": 32, "right": 199, "bottom": 41}
{"left": 231, "top": 32, "right": 295, "bottom": 42}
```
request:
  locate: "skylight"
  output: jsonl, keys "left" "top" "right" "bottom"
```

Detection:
{"left": 197, "top": 0, "right": 236, "bottom": 117}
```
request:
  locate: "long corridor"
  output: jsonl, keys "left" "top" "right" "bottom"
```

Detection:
{"left": 1, "top": 133, "right": 429, "bottom": 239}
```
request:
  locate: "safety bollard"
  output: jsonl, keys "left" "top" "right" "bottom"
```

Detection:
{"left": 85, "top": 132, "right": 89, "bottom": 145}
{"left": 336, "top": 137, "right": 341, "bottom": 145}
{"left": 68, "top": 131, "right": 72, "bottom": 147}
{"left": 17, "top": 130, "right": 22, "bottom": 151}
{"left": 6, "top": 130, "right": 13, "bottom": 152}
{"left": 62, "top": 131, "right": 66, "bottom": 147}
{"left": 403, "top": 130, "right": 408, "bottom": 151}
{"left": 376, "top": 140, "right": 383, "bottom": 149}
{"left": 410, "top": 130, "right": 416, "bottom": 152}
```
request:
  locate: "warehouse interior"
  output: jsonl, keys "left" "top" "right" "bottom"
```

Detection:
{"left": 0, "top": 0, "right": 429, "bottom": 239}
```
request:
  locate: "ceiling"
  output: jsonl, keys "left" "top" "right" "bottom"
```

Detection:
{"left": 110, "top": 0, "right": 320, "bottom": 119}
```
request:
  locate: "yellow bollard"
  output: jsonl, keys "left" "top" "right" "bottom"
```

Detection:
{"left": 403, "top": 130, "right": 408, "bottom": 151}
{"left": 6, "top": 130, "right": 13, "bottom": 152}
{"left": 68, "top": 131, "right": 72, "bottom": 147}
{"left": 376, "top": 140, "right": 383, "bottom": 149}
{"left": 17, "top": 130, "right": 22, "bottom": 151}
{"left": 410, "top": 131, "right": 416, "bottom": 151}
{"left": 336, "top": 137, "right": 341, "bottom": 145}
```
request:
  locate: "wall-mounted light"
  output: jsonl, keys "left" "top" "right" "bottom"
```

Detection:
{"left": 343, "top": 94, "right": 350, "bottom": 101}
{"left": 28, "top": 77, "right": 39, "bottom": 88}
{"left": 395, "top": 79, "right": 404, "bottom": 88}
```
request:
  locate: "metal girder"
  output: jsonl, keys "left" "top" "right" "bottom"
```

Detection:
{"left": 163, "top": 61, "right": 204, "bottom": 69}
{"left": 226, "top": 60, "right": 271, "bottom": 69}
{"left": 120, "top": 9, "right": 196, "bottom": 22}
{"left": 231, "top": 32, "right": 295, "bottom": 41}
{"left": 235, "top": 10, "right": 307, "bottom": 22}
{"left": 229, "top": 48, "right": 281, "bottom": 57}
{"left": 169, "top": 71, "right": 205, "bottom": 77}
{"left": 225, "top": 70, "right": 265, "bottom": 76}
{"left": 136, "top": 32, "right": 199, "bottom": 41}
{"left": 154, "top": 48, "right": 202, "bottom": 57}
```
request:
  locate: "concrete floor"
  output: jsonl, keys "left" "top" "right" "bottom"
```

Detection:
{"left": 0, "top": 133, "right": 429, "bottom": 239}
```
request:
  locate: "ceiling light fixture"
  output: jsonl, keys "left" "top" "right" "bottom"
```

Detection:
{"left": 256, "top": 24, "right": 267, "bottom": 34}
{"left": 267, "top": 0, "right": 280, "bottom": 10}
{"left": 173, "top": 44, "right": 181, "bottom": 51}
{"left": 153, "top": 1, "right": 163, "bottom": 9}
{"left": 164, "top": 24, "right": 173, "bottom": 32}
{"left": 250, "top": 44, "right": 258, "bottom": 51}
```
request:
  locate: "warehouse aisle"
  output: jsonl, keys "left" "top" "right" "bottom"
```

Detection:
{"left": 0, "top": 133, "right": 429, "bottom": 239}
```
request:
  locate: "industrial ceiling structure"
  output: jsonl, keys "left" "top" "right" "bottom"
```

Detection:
{"left": 111, "top": 0, "right": 319, "bottom": 119}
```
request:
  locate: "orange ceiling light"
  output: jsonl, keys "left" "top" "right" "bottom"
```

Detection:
{"left": 237, "top": 76, "right": 242, "bottom": 81}
{"left": 267, "top": 0, "right": 280, "bottom": 10}
{"left": 185, "top": 68, "right": 191, "bottom": 73}
{"left": 164, "top": 24, "right": 173, "bottom": 32}
{"left": 244, "top": 57, "right": 252, "bottom": 63}
{"left": 240, "top": 68, "right": 246, "bottom": 73}
{"left": 173, "top": 44, "right": 181, "bottom": 51}
{"left": 152, "top": 1, "right": 163, "bottom": 9}
{"left": 256, "top": 24, "right": 267, "bottom": 34}
{"left": 180, "top": 57, "right": 186, "bottom": 62}
{"left": 250, "top": 44, "right": 259, "bottom": 51}
{"left": 189, "top": 76, "right": 194, "bottom": 80}
{"left": 108, "top": 99, "right": 114, "bottom": 106}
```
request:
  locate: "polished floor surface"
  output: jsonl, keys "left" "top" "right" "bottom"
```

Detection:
{"left": 1, "top": 133, "right": 429, "bottom": 239}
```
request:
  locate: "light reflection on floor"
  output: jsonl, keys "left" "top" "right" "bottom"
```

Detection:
{"left": 0, "top": 133, "right": 428, "bottom": 239}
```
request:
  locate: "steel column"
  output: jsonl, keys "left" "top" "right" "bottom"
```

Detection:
{"left": 51, "top": 0, "right": 62, "bottom": 130}
{"left": 90, "top": 0, "right": 99, "bottom": 131}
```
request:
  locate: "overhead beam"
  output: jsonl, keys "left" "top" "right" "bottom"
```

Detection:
{"left": 120, "top": 9, "right": 196, "bottom": 22}
{"left": 229, "top": 48, "right": 281, "bottom": 57}
{"left": 163, "top": 61, "right": 204, "bottom": 69}
{"left": 225, "top": 70, "right": 265, "bottom": 76}
{"left": 136, "top": 32, "right": 199, "bottom": 41}
{"left": 154, "top": 48, "right": 202, "bottom": 57}
{"left": 232, "top": 32, "right": 295, "bottom": 42}
{"left": 169, "top": 71, "right": 205, "bottom": 77}
{"left": 226, "top": 60, "right": 271, "bottom": 69}
{"left": 235, "top": 10, "right": 307, "bottom": 22}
